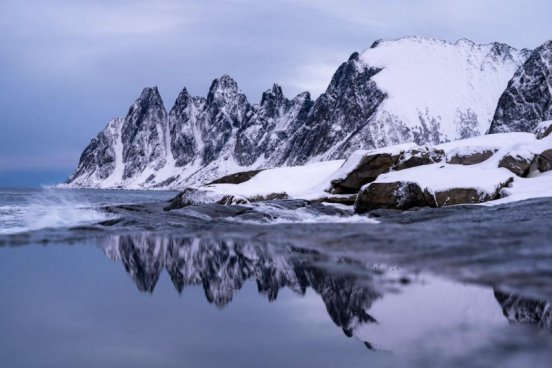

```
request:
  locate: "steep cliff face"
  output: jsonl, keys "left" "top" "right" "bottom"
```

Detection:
{"left": 489, "top": 40, "right": 552, "bottom": 133}
{"left": 66, "top": 37, "right": 530, "bottom": 189}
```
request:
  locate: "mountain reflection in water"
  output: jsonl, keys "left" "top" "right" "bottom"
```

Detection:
{"left": 103, "top": 234, "right": 382, "bottom": 339}
{"left": 102, "top": 234, "right": 552, "bottom": 352}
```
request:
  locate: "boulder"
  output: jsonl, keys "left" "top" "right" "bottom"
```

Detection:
{"left": 534, "top": 121, "right": 552, "bottom": 140}
{"left": 331, "top": 153, "right": 400, "bottom": 194}
{"left": 430, "top": 180, "right": 511, "bottom": 207}
{"left": 498, "top": 150, "right": 536, "bottom": 177}
{"left": 207, "top": 169, "right": 264, "bottom": 185}
{"left": 536, "top": 149, "right": 552, "bottom": 172}
{"left": 446, "top": 146, "right": 496, "bottom": 165}
{"left": 354, "top": 181, "right": 428, "bottom": 213}
{"left": 164, "top": 188, "right": 205, "bottom": 210}
{"left": 394, "top": 146, "right": 445, "bottom": 171}
{"left": 354, "top": 176, "right": 514, "bottom": 212}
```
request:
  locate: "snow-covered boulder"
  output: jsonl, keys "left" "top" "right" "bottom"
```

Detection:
{"left": 536, "top": 150, "right": 552, "bottom": 173}
{"left": 329, "top": 144, "right": 413, "bottom": 194}
{"left": 394, "top": 146, "right": 444, "bottom": 171}
{"left": 498, "top": 149, "right": 536, "bottom": 177}
{"left": 354, "top": 181, "right": 427, "bottom": 213}
{"left": 446, "top": 146, "right": 496, "bottom": 165}
{"left": 329, "top": 143, "right": 445, "bottom": 194}
{"left": 355, "top": 164, "right": 514, "bottom": 212}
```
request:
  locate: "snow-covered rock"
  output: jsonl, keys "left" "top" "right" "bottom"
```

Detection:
{"left": 489, "top": 40, "right": 552, "bottom": 133}
{"left": 355, "top": 164, "right": 514, "bottom": 212}
{"left": 65, "top": 37, "right": 530, "bottom": 190}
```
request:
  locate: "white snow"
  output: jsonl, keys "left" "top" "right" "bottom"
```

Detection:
{"left": 489, "top": 171, "right": 552, "bottom": 205}
{"left": 435, "top": 132, "right": 536, "bottom": 151}
{"left": 360, "top": 37, "right": 527, "bottom": 140}
{"left": 202, "top": 160, "right": 345, "bottom": 200}
{"left": 371, "top": 164, "right": 514, "bottom": 195}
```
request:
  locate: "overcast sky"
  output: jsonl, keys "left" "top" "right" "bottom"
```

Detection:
{"left": 0, "top": 0, "right": 550, "bottom": 184}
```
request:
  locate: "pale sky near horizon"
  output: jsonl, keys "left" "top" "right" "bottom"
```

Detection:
{"left": 0, "top": 0, "right": 550, "bottom": 185}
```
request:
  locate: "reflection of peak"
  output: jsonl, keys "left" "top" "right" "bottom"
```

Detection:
{"left": 102, "top": 234, "right": 381, "bottom": 333}
{"left": 494, "top": 290, "right": 552, "bottom": 332}
{"left": 118, "top": 235, "right": 166, "bottom": 293}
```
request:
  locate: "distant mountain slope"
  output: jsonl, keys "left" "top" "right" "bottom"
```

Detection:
{"left": 489, "top": 40, "right": 552, "bottom": 134}
{"left": 65, "top": 37, "right": 530, "bottom": 189}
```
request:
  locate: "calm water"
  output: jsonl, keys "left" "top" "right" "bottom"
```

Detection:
{"left": 0, "top": 188, "right": 551, "bottom": 367}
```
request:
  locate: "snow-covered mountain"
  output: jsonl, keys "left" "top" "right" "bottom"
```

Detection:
{"left": 489, "top": 40, "right": 552, "bottom": 134}
{"left": 66, "top": 37, "right": 530, "bottom": 189}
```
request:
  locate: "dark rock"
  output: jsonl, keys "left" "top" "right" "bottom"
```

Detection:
{"left": 331, "top": 153, "right": 401, "bottom": 194}
{"left": 432, "top": 187, "right": 498, "bottom": 207}
{"left": 355, "top": 176, "right": 513, "bottom": 212}
{"left": 394, "top": 146, "right": 445, "bottom": 171}
{"left": 536, "top": 149, "right": 552, "bottom": 172}
{"left": 354, "top": 181, "right": 428, "bottom": 213}
{"left": 164, "top": 188, "right": 203, "bottom": 211}
{"left": 207, "top": 169, "right": 264, "bottom": 185}
{"left": 216, "top": 195, "right": 249, "bottom": 205}
{"left": 446, "top": 148, "right": 496, "bottom": 165}
{"left": 311, "top": 194, "right": 358, "bottom": 206}
{"left": 429, "top": 177, "right": 513, "bottom": 207}
{"left": 489, "top": 40, "right": 552, "bottom": 133}
{"left": 498, "top": 151, "right": 536, "bottom": 177}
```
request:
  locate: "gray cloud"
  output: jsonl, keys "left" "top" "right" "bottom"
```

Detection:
{"left": 0, "top": 0, "right": 550, "bottom": 174}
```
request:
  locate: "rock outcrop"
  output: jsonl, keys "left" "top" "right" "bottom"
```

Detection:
{"left": 498, "top": 150, "right": 536, "bottom": 177}
{"left": 536, "top": 149, "right": 552, "bottom": 172}
{"left": 446, "top": 147, "right": 496, "bottom": 165}
{"left": 330, "top": 145, "right": 444, "bottom": 194}
{"left": 354, "top": 181, "right": 427, "bottom": 213}
{"left": 489, "top": 40, "right": 552, "bottom": 134}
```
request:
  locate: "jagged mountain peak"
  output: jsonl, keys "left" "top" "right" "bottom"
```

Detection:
{"left": 126, "top": 86, "right": 167, "bottom": 123}
{"left": 260, "top": 83, "right": 286, "bottom": 107}
{"left": 135, "top": 86, "right": 164, "bottom": 107}
{"left": 489, "top": 39, "right": 552, "bottom": 133}
{"left": 206, "top": 74, "right": 243, "bottom": 104}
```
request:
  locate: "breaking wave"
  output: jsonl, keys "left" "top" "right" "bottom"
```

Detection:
{"left": 0, "top": 188, "right": 113, "bottom": 235}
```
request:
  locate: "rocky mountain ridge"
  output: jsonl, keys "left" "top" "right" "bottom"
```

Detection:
{"left": 489, "top": 40, "right": 552, "bottom": 133}
{"left": 66, "top": 36, "right": 536, "bottom": 189}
